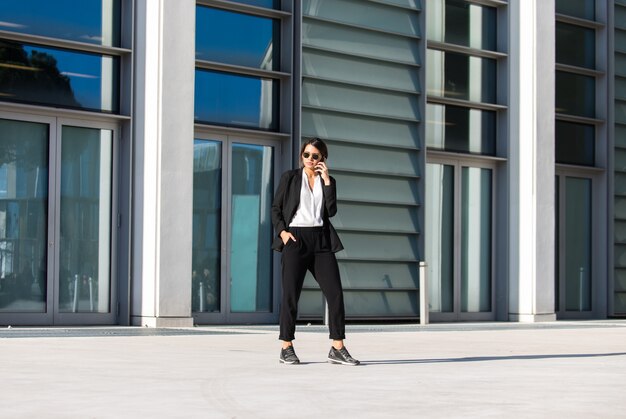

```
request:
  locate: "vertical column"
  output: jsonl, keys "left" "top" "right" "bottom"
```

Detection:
{"left": 508, "top": 0, "right": 557, "bottom": 322}
{"left": 131, "top": 0, "right": 195, "bottom": 327}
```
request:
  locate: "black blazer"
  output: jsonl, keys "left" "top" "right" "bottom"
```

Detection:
{"left": 271, "top": 168, "right": 344, "bottom": 253}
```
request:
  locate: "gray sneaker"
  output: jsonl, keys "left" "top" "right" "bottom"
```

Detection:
{"left": 279, "top": 346, "right": 300, "bottom": 364}
{"left": 328, "top": 346, "right": 360, "bottom": 366}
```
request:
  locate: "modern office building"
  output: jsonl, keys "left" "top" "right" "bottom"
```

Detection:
{"left": 0, "top": 0, "right": 624, "bottom": 327}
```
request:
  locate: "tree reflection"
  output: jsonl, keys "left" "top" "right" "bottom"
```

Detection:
{"left": 0, "top": 40, "right": 80, "bottom": 108}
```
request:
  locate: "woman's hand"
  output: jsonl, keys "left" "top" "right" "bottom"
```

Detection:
{"left": 280, "top": 230, "right": 296, "bottom": 245}
{"left": 315, "top": 161, "right": 331, "bottom": 185}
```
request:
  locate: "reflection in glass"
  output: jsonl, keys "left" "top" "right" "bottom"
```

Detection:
{"left": 0, "top": 119, "right": 48, "bottom": 313}
{"left": 230, "top": 143, "right": 273, "bottom": 313}
{"left": 461, "top": 167, "right": 491, "bottom": 313}
{"left": 556, "top": 71, "right": 595, "bottom": 118}
{"left": 427, "top": 49, "right": 496, "bottom": 103}
{"left": 426, "top": 103, "right": 496, "bottom": 155}
{"left": 0, "top": 0, "right": 121, "bottom": 47}
{"left": 192, "top": 140, "right": 222, "bottom": 313}
{"left": 556, "top": 121, "right": 595, "bottom": 166}
{"left": 556, "top": 23, "right": 595, "bottom": 69}
{"left": 196, "top": 6, "right": 279, "bottom": 70}
{"left": 556, "top": 0, "right": 595, "bottom": 21}
{"left": 58, "top": 126, "right": 112, "bottom": 313}
{"left": 564, "top": 177, "right": 592, "bottom": 311}
{"left": 0, "top": 41, "right": 120, "bottom": 113}
{"left": 194, "top": 69, "right": 278, "bottom": 130}
{"left": 427, "top": 0, "right": 497, "bottom": 51}
{"left": 425, "top": 163, "right": 454, "bottom": 313}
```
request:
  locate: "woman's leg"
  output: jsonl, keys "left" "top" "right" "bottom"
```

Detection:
{"left": 279, "top": 240, "right": 309, "bottom": 344}
{"left": 311, "top": 252, "right": 346, "bottom": 342}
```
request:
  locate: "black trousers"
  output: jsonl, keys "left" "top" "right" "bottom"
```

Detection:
{"left": 279, "top": 227, "right": 346, "bottom": 341}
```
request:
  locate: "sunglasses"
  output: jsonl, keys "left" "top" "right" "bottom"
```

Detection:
{"left": 302, "top": 152, "right": 321, "bottom": 161}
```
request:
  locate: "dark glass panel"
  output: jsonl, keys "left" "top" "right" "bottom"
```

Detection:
{"left": 427, "top": 49, "right": 496, "bottom": 103}
{"left": 555, "top": 121, "right": 595, "bottom": 166}
{"left": 0, "top": 0, "right": 121, "bottom": 47}
{"left": 0, "top": 119, "right": 48, "bottom": 313}
{"left": 228, "top": 0, "right": 280, "bottom": 9}
{"left": 194, "top": 69, "right": 278, "bottom": 130}
{"left": 192, "top": 139, "right": 222, "bottom": 313}
{"left": 0, "top": 40, "right": 120, "bottom": 113}
{"left": 556, "top": 22, "right": 595, "bottom": 69}
{"left": 427, "top": 0, "right": 497, "bottom": 51}
{"left": 556, "top": 0, "right": 595, "bottom": 21}
{"left": 196, "top": 6, "right": 279, "bottom": 70}
{"left": 555, "top": 71, "right": 595, "bottom": 118}
{"left": 426, "top": 103, "right": 496, "bottom": 155}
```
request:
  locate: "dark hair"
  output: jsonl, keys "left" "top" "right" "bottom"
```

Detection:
{"left": 299, "top": 137, "right": 328, "bottom": 165}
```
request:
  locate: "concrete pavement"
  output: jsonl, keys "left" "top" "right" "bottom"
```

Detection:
{"left": 1, "top": 321, "right": 625, "bottom": 418}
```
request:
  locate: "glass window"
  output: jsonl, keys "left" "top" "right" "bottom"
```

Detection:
{"left": 426, "top": 0, "right": 497, "bottom": 51}
{"left": 425, "top": 163, "right": 454, "bottom": 313}
{"left": 194, "top": 69, "right": 278, "bottom": 130}
{"left": 229, "top": 0, "right": 280, "bottom": 9}
{"left": 0, "top": 118, "right": 48, "bottom": 313}
{"left": 426, "top": 103, "right": 496, "bottom": 155}
{"left": 427, "top": 49, "right": 496, "bottom": 103}
{"left": 0, "top": 0, "right": 121, "bottom": 47}
{"left": 230, "top": 143, "right": 273, "bottom": 313}
{"left": 556, "top": 0, "right": 595, "bottom": 21}
{"left": 556, "top": 22, "right": 595, "bottom": 69}
{"left": 58, "top": 126, "right": 112, "bottom": 313}
{"left": 555, "top": 121, "right": 595, "bottom": 166}
{"left": 461, "top": 167, "right": 492, "bottom": 313}
{"left": 0, "top": 40, "right": 120, "bottom": 113}
{"left": 196, "top": 6, "right": 279, "bottom": 70}
{"left": 192, "top": 139, "right": 222, "bottom": 313}
{"left": 556, "top": 71, "right": 595, "bottom": 118}
{"left": 564, "top": 177, "right": 592, "bottom": 311}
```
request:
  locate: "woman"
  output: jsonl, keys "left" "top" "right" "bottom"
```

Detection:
{"left": 271, "top": 137, "right": 359, "bottom": 366}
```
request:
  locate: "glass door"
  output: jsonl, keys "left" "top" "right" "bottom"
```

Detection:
{"left": 425, "top": 158, "right": 495, "bottom": 321}
{"left": 555, "top": 173, "right": 593, "bottom": 318}
{"left": 192, "top": 133, "right": 280, "bottom": 324}
{"left": 0, "top": 113, "right": 117, "bottom": 325}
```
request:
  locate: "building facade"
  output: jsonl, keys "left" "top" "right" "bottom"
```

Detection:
{"left": 0, "top": 0, "right": 623, "bottom": 327}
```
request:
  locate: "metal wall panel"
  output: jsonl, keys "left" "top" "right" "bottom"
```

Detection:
{"left": 614, "top": 3, "right": 626, "bottom": 314}
{"left": 300, "top": 0, "right": 423, "bottom": 319}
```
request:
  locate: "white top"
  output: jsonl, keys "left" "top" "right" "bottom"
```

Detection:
{"left": 288, "top": 169, "right": 324, "bottom": 227}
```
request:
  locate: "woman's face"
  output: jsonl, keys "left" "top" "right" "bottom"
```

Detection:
{"left": 301, "top": 144, "right": 322, "bottom": 170}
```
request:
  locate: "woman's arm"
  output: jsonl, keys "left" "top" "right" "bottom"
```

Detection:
{"left": 323, "top": 176, "right": 338, "bottom": 218}
{"left": 271, "top": 171, "right": 290, "bottom": 236}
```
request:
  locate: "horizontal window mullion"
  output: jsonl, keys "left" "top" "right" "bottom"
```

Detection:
{"left": 302, "top": 104, "right": 420, "bottom": 123}
{"left": 555, "top": 14, "right": 604, "bottom": 29}
{"left": 427, "top": 96, "right": 506, "bottom": 111}
{"left": 0, "top": 30, "right": 130, "bottom": 56}
{"left": 426, "top": 40, "right": 506, "bottom": 59}
{"left": 302, "top": 74, "right": 420, "bottom": 96}
{"left": 365, "top": 0, "right": 420, "bottom": 12}
{"left": 555, "top": 163, "right": 605, "bottom": 173}
{"left": 195, "top": 60, "right": 289, "bottom": 79}
{"left": 336, "top": 256, "right": 420, "bottom": 263}
{"left": 196, "top": 0, "right": 291, "bottom": 18}
{"left": 302, "top": 15, "right": 420, "bottom": 40}
{"left": 193, "top": 123, "right": 290, "bottom": 139}
{"left": 555, "top": 113, "right": 604, "bottom": 125}
{"left": 0, "top": 101, "right": 130, "bottom": 120}
{"left": 556, "top": 63, "right": 603, "bottom": 77}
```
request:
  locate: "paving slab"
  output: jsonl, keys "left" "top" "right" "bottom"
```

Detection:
{"left": 0, "top": 321, "right": 625, "bottom": 418}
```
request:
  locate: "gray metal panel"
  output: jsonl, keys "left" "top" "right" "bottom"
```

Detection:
{"left": 300, "top": 0, "right": 423, "bottom": 319}
{"left": 615, "top": 4, "right": 626, "bottom": 313}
